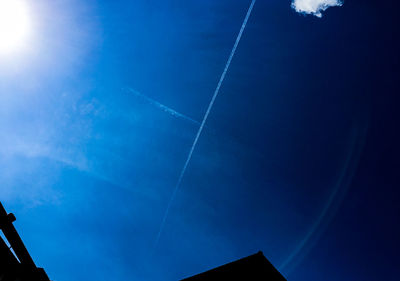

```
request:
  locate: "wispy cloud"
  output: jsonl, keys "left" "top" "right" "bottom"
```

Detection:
{"left": 291, "top": 0, "right": 343, "bottom": 17}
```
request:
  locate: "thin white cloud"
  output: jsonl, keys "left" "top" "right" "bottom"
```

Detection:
{"left": 292, "top": 0, "right": 343, "bottom": 17}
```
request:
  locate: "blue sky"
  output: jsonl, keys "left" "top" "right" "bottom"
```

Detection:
{"left": 1, "top": 0, "right": 399, "bottom": 280}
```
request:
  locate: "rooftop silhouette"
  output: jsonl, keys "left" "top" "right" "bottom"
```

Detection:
{"left": 181, "top": 251, "right": 286, "bottom": 281}
{"left": 1, "top": 201, "right": 286, "bottom": 281}
{"left": 0, "top": 202, "right": 50, "bottom": 281}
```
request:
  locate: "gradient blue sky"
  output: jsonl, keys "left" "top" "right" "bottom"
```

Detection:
{"left": 0, "top": 0, "right": 399, "bottom": 280}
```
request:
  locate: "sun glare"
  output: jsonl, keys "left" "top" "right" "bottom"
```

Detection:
{"left": 0, "top": 0, "right": 31, "bottom": 55}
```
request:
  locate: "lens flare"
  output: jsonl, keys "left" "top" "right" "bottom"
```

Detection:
{"left": 0, "top": 0, "right": 31, "bottom": 55}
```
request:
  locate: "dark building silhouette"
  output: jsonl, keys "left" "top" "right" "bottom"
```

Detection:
{"left": 1, "top": 201, "right": 286, "bottom": 281}
{"left": 0, "top": 202, "right": 50, "bottom": 281}
{"left": 181, "top": 251, "right": 286, "bottom": 281}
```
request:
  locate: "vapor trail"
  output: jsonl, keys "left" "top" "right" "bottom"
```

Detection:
{"left": 153, "top": 0, "right": 257, "bottom": 250}
{"left": 125, "top": 88, "right": 200, "bottom": 125}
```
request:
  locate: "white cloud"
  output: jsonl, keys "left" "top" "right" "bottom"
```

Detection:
{"left": 292, "top": 0, "right": 343, "bottom": 17}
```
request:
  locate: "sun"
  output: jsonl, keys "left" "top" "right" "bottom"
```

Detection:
{"left": 0, "top": 0, "right": 31, "bottom": 55}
